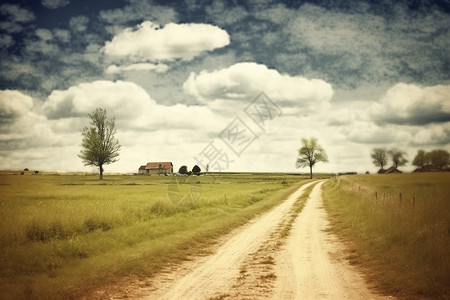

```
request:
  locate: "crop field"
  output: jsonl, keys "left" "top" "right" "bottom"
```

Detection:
{"left": 322, "top": 173, "right": 450, "bottom": 299}
{"left": 0, "top": 172, "right": 311, "bottom": 299}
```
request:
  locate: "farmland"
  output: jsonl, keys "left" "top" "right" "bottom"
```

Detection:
{"left": 322, "top": 173, "right": 450, "bottom": 299}
{"left": 1, "top": 171, "right": 448, "bottom": 299}
{"left": 0, "top": 172, "right": 311, "bottom": 299}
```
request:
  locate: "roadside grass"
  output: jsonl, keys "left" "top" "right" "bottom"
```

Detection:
{"left": 322, "top": 173, "right": 450, "bottom": 299}
{"left": 0, "top": 173, "right": 310, "bottom": 299}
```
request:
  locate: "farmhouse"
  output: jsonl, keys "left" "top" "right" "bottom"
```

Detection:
{"left": 138, "top": 162, "right": 173, "bottom": 175}
{"left": 378, "top": 166, "right": 402, "bottom": 174}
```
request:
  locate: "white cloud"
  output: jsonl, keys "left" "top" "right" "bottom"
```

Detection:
{"left": 35, "top": 28, "right": 53, "bottom": 41}
{"left": 0, "top": 90, "right": 33, "bottom": 122}
{"left": 412, "top": 122, "right": 450, "bottom": 146}
{"left": 43, "top": 80, "right": 156, "bottom": 121}
{"left": 41, "top": 0, "right": 70, "bottom": 9}
{"left": 0, "top": 90, "right": 58, "bottom": 154}
{"left": 102, "top": 21, "right": 230, "bottom": 62}
{"left": 99, "top": 0, "right": 177, "bottom": 25}
{"left": 0, "top": 4, "right": 35, "bottom": 23}
{"left": 69, "top": 15, "right": 89, "bottom": 32}
{"left": 42, "top": 80, "right": 224, "bottom": 132}
{"left": 53, "top": 29, "right": 70, "bottom": 43}
{"left": 204, "top": 0, "right": 248, "bottom": 26}
{"left": 0, "top": 34, "right": 14, "bottom": 49}
{"left": 183, "top": 62, "right": 333, "bottom": 112}
{"left": 105, "top": 63, "right": 169, "bottom": 74}
{"left": 254, "top": 3, "right": 294, "bottom": 25}
{"left": 371, "top": 83, "right": 450, "bottom": 125}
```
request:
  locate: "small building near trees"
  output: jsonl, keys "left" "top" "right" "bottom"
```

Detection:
{"left": 378, "top": 166, "right": 402, "bottom": 174}
{"left": 138, "top": 162, "right": 173, "bottom": 175}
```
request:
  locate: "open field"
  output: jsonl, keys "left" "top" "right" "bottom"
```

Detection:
{"left": 0, "top": 172, "right": 312, "bottom": 299}
{"left": 322, "top": 173, "right": 450, "bottom": 299}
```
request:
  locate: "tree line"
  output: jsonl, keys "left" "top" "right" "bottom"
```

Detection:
{"left": 371, "top": 147, "right": 450, "bottom": 172}
{"left": 77, "top": 108, "right": 449, "bottom": 180}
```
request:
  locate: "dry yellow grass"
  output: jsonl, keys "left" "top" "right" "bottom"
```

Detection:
{"left": 323, "top": 173, "right": 450, "bottom": 299}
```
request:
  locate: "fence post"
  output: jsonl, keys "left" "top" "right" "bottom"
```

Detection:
{"left": 399, "top": 192, "right": 402, "bottom": 205}
{"left": 412, "top": 196, "right": 415, "bottom": 207}
{"left": 375, "top": 191, "right": 378, "bottom": 200}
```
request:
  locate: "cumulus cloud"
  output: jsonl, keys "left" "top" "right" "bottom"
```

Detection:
{"left": 52, "top": 29, "right": 70, "bottom": 43}
{"left": 69, "top": 15, "right": 89, "bottom": 32}
{"left": 102, "top": 21, "right": 230, "bottom": 62}
{"left": 41, "top": 0, "right": 70, "bottom": 9}
{"left": 105, "top": 63, "right": 169, "bottom": 74}
{"left": 42, "top": 80, "right": 223, "bottom": 132}
{"left": 43, "top": 80, "right": 156, "bottom": 120}
{"left": 371, "top": 83, "right": 450, "bottom": 125}
{"left": 412, "top": 122, "right": 450, "bottom": 146}
{"left": 0, "top": 4, "right": 35, "bottom": 23}
{"left": 0, "top": 90, "right": 57, "bottom": 153}
{"left": 35, "top": 28, "right": 53, "bottom": 41}
{"left": 183, "top": 62, "right": 333, "bottom": 110}
{"left": 0, "top": 90, "right": 33, "bottom": 124}
{"left": 204, "top": 0, "right": 248, "bottom": 26}
{"left": 0, "top": 34, "right": 14, "bottom": 49}
{"left": 99, "top": 0, "right": 177, "bottom": 25}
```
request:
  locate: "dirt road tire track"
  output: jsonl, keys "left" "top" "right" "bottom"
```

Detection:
{"left": 272, "top": 181, "right": 392, "bottom": 300}
{"left": 140, "top": 181, "right": 319, "bottom": 300}
{"left": 136, "top": 180, "right": 393, "bottom": 300}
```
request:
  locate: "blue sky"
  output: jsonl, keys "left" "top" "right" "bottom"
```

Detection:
{"left": 0, "top": 0, "right": 449, "bottom": 173}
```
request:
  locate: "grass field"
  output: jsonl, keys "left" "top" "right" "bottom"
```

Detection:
{"left": 322, "top": 173, "right": 450, "bottom": 299}
{"left": 0, "top": 172, "right": 311, "bottom": 299}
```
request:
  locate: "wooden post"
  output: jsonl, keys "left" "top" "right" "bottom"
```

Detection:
{"left": 412, "top": 196, "right": 415, "bottom": 207}
{"left": 399, "top": 192, "right": 402, "bottom": 205}
{"left": 375, "top": 191, "right": 378, "bottom": 200}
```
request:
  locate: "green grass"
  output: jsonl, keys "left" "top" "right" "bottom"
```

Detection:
{"left": 322, "top": 173, "right": 450, "bottom": 299}
{"left": 0, "top": 173, "right": 311, "bottom": 299}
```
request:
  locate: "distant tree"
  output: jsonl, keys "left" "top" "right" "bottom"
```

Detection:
{"left": 388, "top": 148, "right": 408, "bottom": 169}
{"left": 192, "top": 165, "right": 201, "bottom": 175}
{"left": 371, "top": 148, "right": 388, "bottom": 170}
{"left": 79, "top": 108, "right": 120, "bottom": 180}
{"left": 179, "top": 165, "right": 188, "bottom": 174}
{"left": 412, "top": 150, "right": 428, "bottom": 168}
{"left": 427, "top": 149, "right": 450, "bottom": 169}
{"left": 296, "top": 137, "right": 329, "bottom": 179}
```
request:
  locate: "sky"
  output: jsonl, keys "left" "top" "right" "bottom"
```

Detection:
{"left": 0, "top": 0, "right": 449, "bottom": 174}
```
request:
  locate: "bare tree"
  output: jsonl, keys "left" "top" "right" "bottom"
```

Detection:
{"left": 371, "top": 148, "right": 388, "bottom": 170}
{"left": 79, "top": 108, "right": 120, "bottom": 180}
{"left": 296, "top": 137, "right": 329, "bottom": 179}
{"left": 388, "top": 148, "right": 408, "bottom": 169}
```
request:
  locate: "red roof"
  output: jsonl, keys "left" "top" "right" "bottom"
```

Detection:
{"left": 145, "top": 162, "right": 173, "bottom": 169}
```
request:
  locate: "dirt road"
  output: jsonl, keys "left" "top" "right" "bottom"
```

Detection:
{"left": 136, "top": 181, "right": 392, "bottom": 300}
{"left": 271, "top": 181, "right": 390, "bottom": 299}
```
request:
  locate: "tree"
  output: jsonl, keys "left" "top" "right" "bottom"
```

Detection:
{"left": 412, "top": 150, "right": 427, "bottom": 168}
{"left": 427, "top": 149, "right": 450, "bottom": 169}
{"left": 388, "top": 148, "right": 408, "bottom": 169}
{"left": 296, "top": 137, "right": 329, "bottom": 179}
{"left": 192, "top": 165, "right": 201, "bottom": 175}
{"left": 79, "top": 108, "right": 120, "bottom": 180}
{"left": 371, "top": 148, "right": 388, "bottom": 170}
{"left": 179, "top": 165, "right": 188, "bottom": 174}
